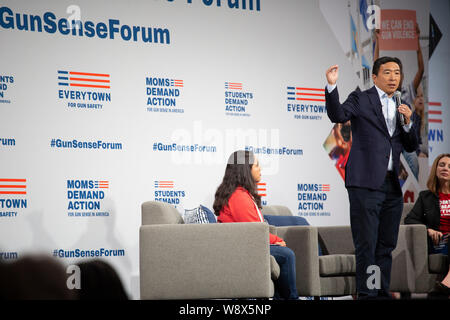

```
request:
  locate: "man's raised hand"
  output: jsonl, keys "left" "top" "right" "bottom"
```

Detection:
{"left": 326, "top": 65, "right": 339, "bottom": 85}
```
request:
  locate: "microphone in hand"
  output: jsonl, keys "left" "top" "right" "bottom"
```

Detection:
{"left": 394, "top": 91, "right": 405, "bottom": 126}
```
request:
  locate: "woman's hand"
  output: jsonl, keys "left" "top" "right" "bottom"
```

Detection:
{"left": 427, "top": 228, "right": 443, "bottom": 246}
{"left": 274, "top": 241, "right": 286, "bottom": 247}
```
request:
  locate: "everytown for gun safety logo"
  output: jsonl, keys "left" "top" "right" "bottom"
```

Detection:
{"left": 286, "top": 86, "right": 327, "bottom": 120}
{"left": 0, "top": 178, "right": 27, "bottom": 218}
{"left": 58, "top": 70, "right": 111, "bottom": 110}
{"left": 67, "top": 179, "right": 110, "bottom": 217}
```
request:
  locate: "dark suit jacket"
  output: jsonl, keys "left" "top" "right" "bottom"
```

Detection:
{"left": 404, "top": 190, "right": 442, "bottom": 252}
{"left": 325, "top": 86, "right": 419, "bottom": 190}
{"left": 404, "top": 190, "right": 441, "bottom": 230}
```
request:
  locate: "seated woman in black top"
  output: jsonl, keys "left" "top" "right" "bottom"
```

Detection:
{"left": 405, "top": 153, "right": 450, "bottom": 294}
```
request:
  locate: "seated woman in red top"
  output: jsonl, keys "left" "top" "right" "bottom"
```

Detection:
{"left": 405, "top": 153, "right": 450, "bottom": 295}
{"left": 213, "top": 150, "right": 298, "bottom": 299}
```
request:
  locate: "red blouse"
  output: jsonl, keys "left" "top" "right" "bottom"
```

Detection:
{"left": 438, "top": 192, "right": 450, "bottom": 234}
{"left": 217, "top": 186, "right": 284, "bottom": 244}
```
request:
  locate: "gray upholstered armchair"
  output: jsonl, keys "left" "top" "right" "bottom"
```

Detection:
{"left": 391, "top": 203, "right": 449, "bottom": 294}
{"left": 264, "top": 204, "right": 449, "bottom": 297}
{"left": 139, "top": 201, "right": 278, "bottom": 299}
{"left": 262, "top": 205, "right": 356, "bottom": 297}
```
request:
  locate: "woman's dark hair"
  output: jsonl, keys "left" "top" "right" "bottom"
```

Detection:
{"left": 0, "top": 255, "right": 76, "bottom": 300}
{"left": 213, "top": 150, "right": 261, "bottom": 215}
{"left": 77, "top": 260, "right": 129, "bottom": 300}
{"left": 372, "top": 56, "right": 403, "bottom": 76}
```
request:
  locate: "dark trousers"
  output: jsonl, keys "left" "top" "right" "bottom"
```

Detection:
{"left": 347, "top": 172, "right": 403, "bottom": 299}
{"left": 270, "top": 245, "right": 299, "bottom": 300}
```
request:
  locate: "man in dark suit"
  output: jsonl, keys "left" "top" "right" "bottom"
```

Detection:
{"left": 325, "top": 57, "right": 419, "bottom": 299}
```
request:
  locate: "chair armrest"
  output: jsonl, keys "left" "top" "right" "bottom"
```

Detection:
{"left": 140, "top": 222, "right": 272, "bottom": 299}
{"left": 275, "top": 225, "right": 321, "bottom": 296}
{"left": 391, "top": 224, "right": 430, "bottom": 292}
{"left": 269, "top": 224, "right": 277, "bottom": 236}
{"left": 317, "top": 226, "right": 355, "bottom": 255}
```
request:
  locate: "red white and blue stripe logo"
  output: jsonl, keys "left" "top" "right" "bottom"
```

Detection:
{"left": 94, "top": 181, "right": 109, "bottom": 189}
{"left": 58, "top": 70, "right": 110, "bottom": 89}
{"left": 171, "top": 79, "right": 184, "bottom": 87}
{"left": 257, "top": 182, "right": 267, "bottom": 197}
{"left": 154, "top": 181, "right": 174, "bottom": 188}
{"left": 225, "top": 82, "right": 243, "bottom": 90}
{"left": 429, "top": 101, "right": 442, "bottom": 123}
{"left": 0, "top": 178, "right": 26, "bottom": 195}
{"left": 287, "top": 87, "right": 325, "bottom": 103}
